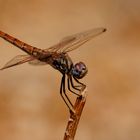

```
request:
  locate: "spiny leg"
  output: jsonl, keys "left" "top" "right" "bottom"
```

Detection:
{"left": 62, "top": 74, "right": 74, "bottom": 107}
{"left": 67, "top": 76, "right": 81, "bottom": 96}
{"left": 60, "top": 75, "right": 71, "bottom": 110}
{"left": 73, "top": 76, "right": 86, "bottom": 91}
{"left": 69, "top": 76, "right": 82, "bottom": 91}
{"left": 60, "top": 74, "right": 74, "bottom": 112}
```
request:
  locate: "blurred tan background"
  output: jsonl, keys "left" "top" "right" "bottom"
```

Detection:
{"left": 0, "top": 0, "right": 140, "bottom": 140}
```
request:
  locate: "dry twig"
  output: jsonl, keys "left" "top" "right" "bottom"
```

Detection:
{"left": 63, "top": 88, "right": 87, "bottom": 140}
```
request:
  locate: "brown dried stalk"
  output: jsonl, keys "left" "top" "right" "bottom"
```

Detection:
{"left": 63, "top": 88, "right": 87, "bottom": 140}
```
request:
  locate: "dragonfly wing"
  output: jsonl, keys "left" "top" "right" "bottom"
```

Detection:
{"left": 28, "top": 59, "right": 47, "bottom": 65}
{"left": 0, "top": 55, "right": 34, "bottom": 70}
{"left": 45, "top": 27, "right": 106, "bottom": 53}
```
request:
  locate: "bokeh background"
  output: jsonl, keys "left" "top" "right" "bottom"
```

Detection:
{"left": 0, "top": 0, "right": 140, "bottom": 140}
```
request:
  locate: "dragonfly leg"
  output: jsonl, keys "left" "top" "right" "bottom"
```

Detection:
{"left": 60, "top": 74, "right": 75, "bottom": 112}
{"left": 69, "top": 76, "right": 83, "bottom": 91}
{"left": 67, "top": 76, "right": 81, "bottom": 96}
{"left": 73, "top": 77, "right": 86, "bottom": 91}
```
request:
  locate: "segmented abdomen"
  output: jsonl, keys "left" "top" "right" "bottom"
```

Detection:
{"left": 0, "top": 30, "right": 45, "bottom": 58}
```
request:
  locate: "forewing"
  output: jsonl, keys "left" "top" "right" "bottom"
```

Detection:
{"left": 0, "top": 55, "right": 34, "bottom": 70}
{"left": 45, "top": 27, "right": 106, "bottom": 53}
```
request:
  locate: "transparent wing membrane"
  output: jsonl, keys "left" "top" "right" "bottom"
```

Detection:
{"left": 46, "top": 27, "right": 106, "bottom": 53}
{"left": 0, "top": 55, "right": 34, "bottom": 70}
{"left": 28, "top": 59, "right": 47, "bottom": 65}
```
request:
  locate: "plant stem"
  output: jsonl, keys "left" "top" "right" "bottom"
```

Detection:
{"left": 63, "top": 88, "right": 87, "bottom": 140}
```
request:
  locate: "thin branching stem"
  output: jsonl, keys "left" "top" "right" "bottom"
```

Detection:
{"left": 63, "top": 88, "right": 87, "bottom": 140}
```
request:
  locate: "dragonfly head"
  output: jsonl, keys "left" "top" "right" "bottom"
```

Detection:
{"left": 71, "top": 62, "right": 88, "bottom": 79}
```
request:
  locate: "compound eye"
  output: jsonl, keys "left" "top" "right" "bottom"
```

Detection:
{"left": 72, "top": 62, "right": 88, "bottom": 79}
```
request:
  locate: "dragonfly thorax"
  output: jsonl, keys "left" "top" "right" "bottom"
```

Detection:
{"left": 51, "top": 53, "right": 73, "bottom": 74}
{"left": 51, "top": 53, "right": 88, "bottom": 79}
{"left": 71, "top": 62, "right": 88, "bottom": 79}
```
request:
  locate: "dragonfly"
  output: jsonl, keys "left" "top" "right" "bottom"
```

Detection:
{"left": 0, "top": 27, "right": 106, "bottom": 112}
